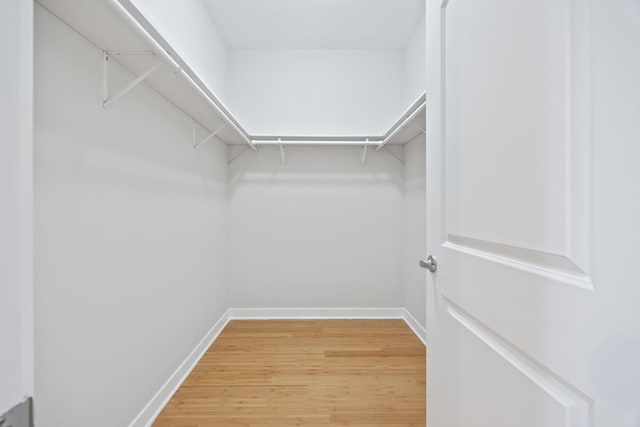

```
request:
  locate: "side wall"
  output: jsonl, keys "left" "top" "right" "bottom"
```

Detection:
{"left": 403, "top": 134, "right": 427, "bottom": 328}
{"left": 0, "top": 0, "right": 33, "bottom": 414}
{"left": 34, "top": 7, "right": 228, "bottom": 427}
{"left": 226, "top": 49, "right": 406, "bottom": 136}
{"left": 404, "top": 15, "right": 427, "bottom": 104}
{"left": 228, "top": 146, "right": 404, "bottom": 309}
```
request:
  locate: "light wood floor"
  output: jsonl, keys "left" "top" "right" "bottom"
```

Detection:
{"left": 153, "top": 319, "right": 426, "bottom": 426}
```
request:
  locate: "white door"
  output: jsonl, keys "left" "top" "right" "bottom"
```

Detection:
{"left": 424, "top": 0, "right": 640, "bottom": 425}
{"left": 0, "top": 0, "right": 33, "bottom": 423}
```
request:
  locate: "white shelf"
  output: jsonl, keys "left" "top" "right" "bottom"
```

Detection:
{"left": 251, "top": 93, "right": 426, "bottom": 148}
{"left": 37, "top": 0, "right": 253, "bottom": 148}
{"left": 38, "top": 0, "right": 425, "bottom": 151}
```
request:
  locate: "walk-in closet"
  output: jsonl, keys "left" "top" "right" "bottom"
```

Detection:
{"left": 31, "top": 0, "right": 427, "bottom": 425}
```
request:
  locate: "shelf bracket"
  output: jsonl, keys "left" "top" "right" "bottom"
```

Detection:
{"left": 411, "top": 121, "right": 426, "bottom": 134}
{"left": 228, "top": 145, "right": 250, "bottom": 165}
{"left": 193, "top": 121, "right": 226, "bottom": 150}
{"left": 361, "top": 139, "right": 369, "bottom": 167}
{"left": 103, "top": 51, "right": 163, "bottom": 109}
{"left": 279, "top": 139, "right": 286, "bottom": 166}
{"left": 382, "top": 146, "right": 405, "bottom": 165}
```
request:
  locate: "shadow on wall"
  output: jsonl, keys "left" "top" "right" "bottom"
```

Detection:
{"left": 228, "top": 145, "right": 404, "bottom": 191}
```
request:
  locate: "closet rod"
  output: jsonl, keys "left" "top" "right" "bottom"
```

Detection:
{"left": 110, "top": 0, "right": 257, "bottom": 152}
{"left": 252, "top": 140, "right": 381, "bottom": 146}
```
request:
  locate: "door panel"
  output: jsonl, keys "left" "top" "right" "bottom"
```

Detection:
{"left": 446, "top": 303, "right": 590, "bottom": 427}
{"left": 425, "top": 0, "right": 640, "bottom": 425}
{"left": 443, "top": 0, "right": 592, "bottom": 286}
{"left": 436, "top": 0, "right": 595, "bottom": 423}
{"left": 445, "top": 0, "right": 567, "bottom": 257}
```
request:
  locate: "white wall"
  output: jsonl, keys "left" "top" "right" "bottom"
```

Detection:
{"left": 402, "top": 134, "right": 426, "bottom": 328}
{"left": 0, "top": 0, "right": 33, "bottom": 415}
{"left": 129, "top": 0, "right": 230, "bottom": 103}
{"left": 226, "top": 49, "right": 406, "bottom": 136}
{"left": 403, "top": 15, "right": 426, "bottom": 104}
{"left": 228, "top": 146, "right": 404, "bottom": 308}
{"left": 34, "top": 6, "right": 228, "bottom": 427}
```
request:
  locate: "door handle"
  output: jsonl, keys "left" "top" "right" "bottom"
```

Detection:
{"left": 419, "top": 255, "right": 437, "bottom": 272}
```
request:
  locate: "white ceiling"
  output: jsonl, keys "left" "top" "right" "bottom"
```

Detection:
{"left": 203, "top": 0, "right": 425, "bottom": 50}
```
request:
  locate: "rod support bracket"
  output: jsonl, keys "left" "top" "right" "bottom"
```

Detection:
{"left": 102, "top": 51, "right": 163, "bottom": 109}
{"left": 381, "top": 146, "right": 405, "bottom": 165}
{"left": 411, "top": 120, "right": 426, "bottom": 134}
{"left": 228, "top": 145, "right": 251, "bottom": 165}
{"left": 361, "top": 139, "right": 369, "bottom": 167}
{"left": 279, "top": 139, "right": 286, "bottom": 166}
{"left": 193, "top": 121, "right": 226, "bottom": 150}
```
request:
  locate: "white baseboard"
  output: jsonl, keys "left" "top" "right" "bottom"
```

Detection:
{"left": 227, "top": 307, "right": 405, "bottom": 320}
{"left": 402, "top": 308, "right": 427, "bottom": 346}
{"left": 128, "top": 310, "right": 231, "bottom": 427}
{"left": 129, "top": 306, "right": 425, "bottom": 426}
{"left": 228, "top": 308, "right": 426, "bottom": 345}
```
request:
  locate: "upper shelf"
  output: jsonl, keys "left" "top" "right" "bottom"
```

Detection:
{"left": 37, "top": 0, "right": 425, "bottom": 150}
{"left": 251, "top": 93, "right": 426, "bottom": 148}
{"left": 38, "top": 0, "right": 253, "bottom": 149}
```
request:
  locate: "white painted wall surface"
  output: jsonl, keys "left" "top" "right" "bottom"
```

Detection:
{"left": 228, "top": 146, "right": 404, "bottom": 309}
{"left": 34, "top": 6, "right": 228, "bottom": 427}
{"left": 226, "top": 49, "right": 405, "bottom": 136}
{"left": 0, "top": 0, "right": 33, "bottom": 415}
{"left": 129, "top": 0, "right": 230, "bottom": 103}
{"left": 403, "top": 15, "right": 426, "bottom": 104}
{"left": 203, "top": 0, "right": 426, "bottom": 50}
{"left": 402, "top": 134, "right": 426, "bottom": 328}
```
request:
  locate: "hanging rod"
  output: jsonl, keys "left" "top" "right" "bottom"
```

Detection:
{"left": 251, "top": 140, "right": 381, "bottom": 146}
{"left": 244, "top": 140, "right": 404, "bottom": 166}
{"left": 111, "top": 0, "right": 257, "bottom": 152}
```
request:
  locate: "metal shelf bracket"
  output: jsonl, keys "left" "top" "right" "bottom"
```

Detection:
{"left": 382, "top": 146, "right": 405, "bottom": 165}
{"left": 102, "top": 51, "right": 163, "bottom": 109}
{"left": 411, "top": 120, "right": 426, "bottom": 134}
{"left": 361, "top": 139, "right": 369, "bottom": 167}
{"left": 228, "top": 146, "right": 251, "bottom": 165}
{"left": 193, "top": 120, "right": 226, "bottom": 150}
{"left": 279, "top": 139, "right": 286, "bottom": 166}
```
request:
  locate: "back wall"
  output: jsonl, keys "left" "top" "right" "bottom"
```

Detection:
{"left": 228, "top": 146, "right": 404, "bottom": 308}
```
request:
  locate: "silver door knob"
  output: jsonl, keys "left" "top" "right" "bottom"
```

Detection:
{"left": 419, "top": 255, "right": 437, "bottom": 272}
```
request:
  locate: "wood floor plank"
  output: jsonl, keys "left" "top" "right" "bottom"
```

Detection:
{"left": 153, "top": 319, "right": 426, "bottom": 426}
